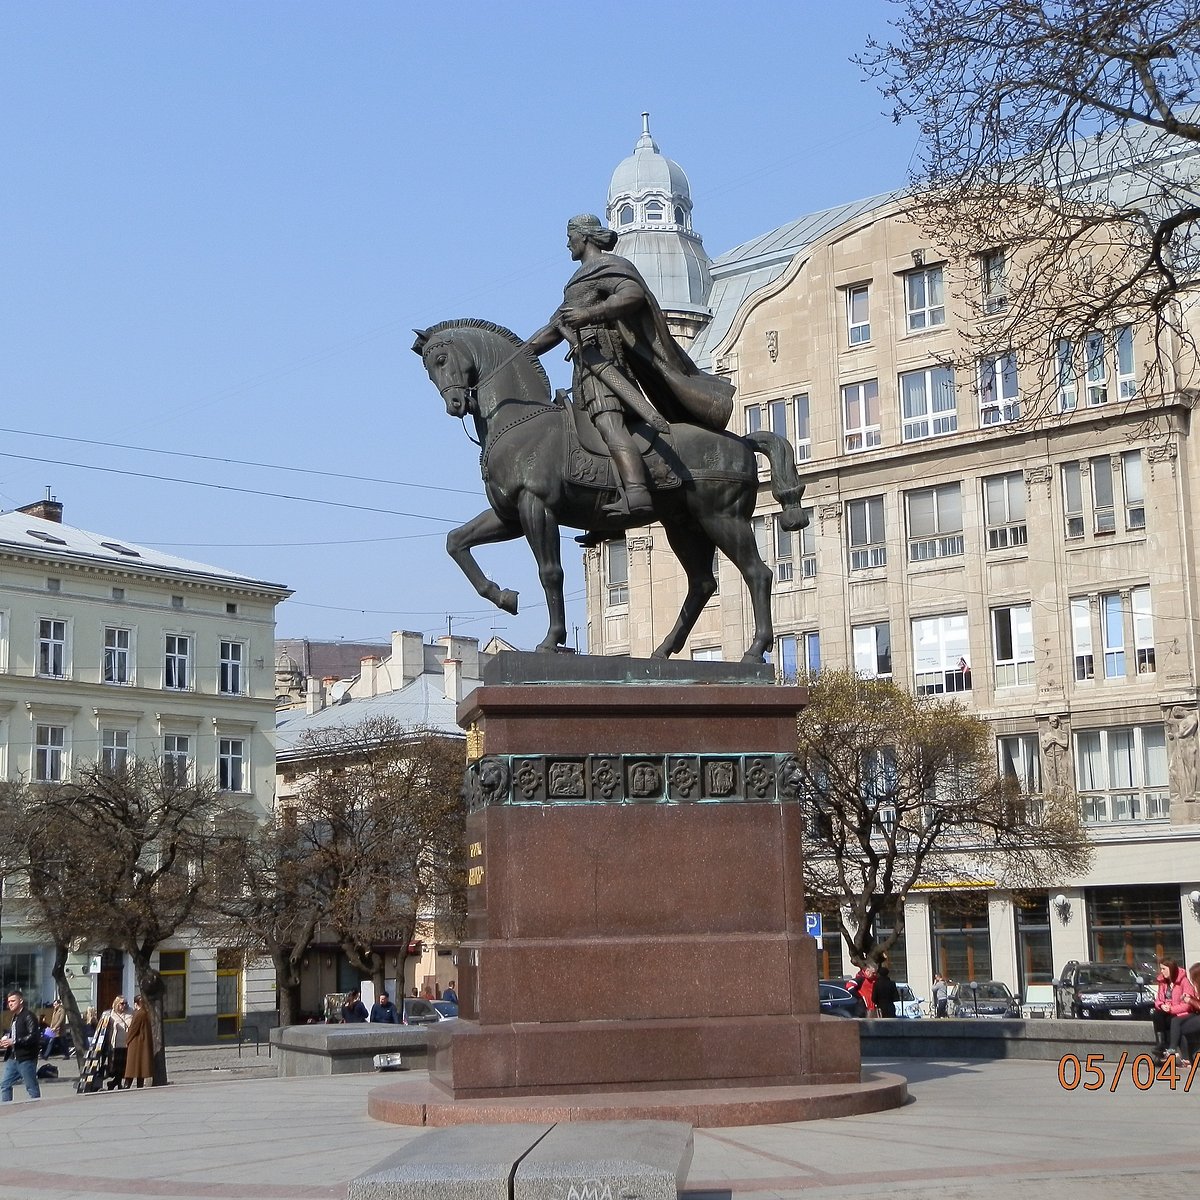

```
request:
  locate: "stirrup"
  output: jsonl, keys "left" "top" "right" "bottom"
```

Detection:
{"left": 602, "top": 487, "right": 652, "bottom": 518}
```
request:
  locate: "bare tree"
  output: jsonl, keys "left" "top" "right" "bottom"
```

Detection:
{"left": 859, "top": 1, "right": 1200, "bottom": 423}
{"left": 796, "top": 672, "right": 1092, "bottom": 967}
{"left": 3, "top": 760, "right": 228, "bottom": 1085}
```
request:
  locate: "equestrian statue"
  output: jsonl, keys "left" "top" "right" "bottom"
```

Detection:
{"left": 414, "top": 213, "right": 810, "bottom": 663}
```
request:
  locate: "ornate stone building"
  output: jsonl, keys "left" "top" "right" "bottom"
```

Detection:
{"left": 586, "top": 126, "right": 1200, "bottom": 997}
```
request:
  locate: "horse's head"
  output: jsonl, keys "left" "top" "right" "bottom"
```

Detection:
{"left": 413, "top": 327, "right": 477, "bottom": 419}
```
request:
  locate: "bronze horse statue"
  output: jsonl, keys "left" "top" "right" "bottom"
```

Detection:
{"left": 414, "top": 318, "right": 809, "bottom": 662}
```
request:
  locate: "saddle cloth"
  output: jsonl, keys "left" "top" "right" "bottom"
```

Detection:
{"left": 561, "top": 393, "right": 682, "bottom": 494}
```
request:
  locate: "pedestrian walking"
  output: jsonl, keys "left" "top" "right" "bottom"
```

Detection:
{"left": 1, "top": 991, "right": 42, "bottom": 1101}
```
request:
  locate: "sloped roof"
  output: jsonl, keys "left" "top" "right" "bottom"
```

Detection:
{"left": 0, "top": 510, "right": 291, "bottom": 595}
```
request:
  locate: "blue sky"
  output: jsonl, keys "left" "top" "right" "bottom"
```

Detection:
{"left": 3, "top": 1, "right": 918, "bottom": 652}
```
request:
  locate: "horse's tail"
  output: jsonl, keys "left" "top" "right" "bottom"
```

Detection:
{"left": 745, "top": 431, "right": 810, "bottom": 531}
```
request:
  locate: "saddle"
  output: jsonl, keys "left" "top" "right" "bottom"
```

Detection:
{"left": 559, "top": 390, "right": 683, "bottom": 494}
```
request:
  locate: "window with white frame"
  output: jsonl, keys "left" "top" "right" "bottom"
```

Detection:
{"left": 219, "top": 641, "right": 244, "bottom": 695}
{"left": 793, "top": 394, "right": 811, "bottom": 462}
{"left": 1132, "top": 585, "right": 1155, "bottom": 673}
{"left": 905, "top": 265, "right": 945, "bottom": 331}
{"left": 746, "top": 398, "right": 787, "bottom": 440}
{"left": 690, "top": 647, "right": 723, "bottom": 661}
{"left": 101, "top": 728, "right": 130, "bottom": 774}
{"left": 218, "top": 737, "right": 246, "bottom": 792}
{"left": 991, "top": 604, "right": 1034, "bottom": 688}
{"left": 1062, "top": 462, "right": 1084, "bottom": 538}
{"left": 911, "top": 612, "right": 971, "bottom": 695}
{"left": 35, "top": 724, "right": 66, "bottom": 782}
{"left": 847, "top": 284, "right": 870, "bottom": 345}
{"left": 617, "top": 203, "right": 634, "bottom": 226}
{"left": 1091, "top": 456, "right": 1117, "bottom": 533}
{"left": 978, "top": 352, "right": 1019, "bottom": 425}
{"left": 605, "top": 539, "right": 628, "bottom": 607}
{"left": 38, "top": 618, "right": 67, "bottom": 678}
{"left": 980, "top": 249, "right": 1007, "bottom": 313}
{"left": 906, "top": 483, "right": 963, "bottom": 562}
{"left": 998, "top": 733, "right": 1043, "bottom": 823}
{"left": 644, "top": 201, "right": 664, "bottom": 222}
{"left": 1075, "top": 724, "right": 1168, "bottom": 823}
{"left": 798, "top": 519, "right": 816, "bottom": 579}
{"left": 164, "top": 634, "right": 191, "bottom": 690}
{"left": 775, "top": 632, "right": 820, "bottom": 679}
{"left": 982, "top": 472, "right": 1027, "bottom": 550}
{"left": 1070, "top": 597, "right": 1095, "bottom": 681}
{"left": 841, "top": 380, "right": 880, "bottom": 452}
{"left": 847, "top": 496, "right": 886, "bottom": 570}
{"left": 163, "top": 734, "right": 190, "bottom": 785}
{"left": 901, "top": 365, "right": 957, "bottom": 441}
{"left": 103, "top": 627, "right": 131, "bottom": 685}
{"left": 1122, "top": 449, "right": 1145, "bottom": 530}
{"left": 852, "top": 622, "right": 892, "bottom": 678}
{"left": 1058, "top": 326, "right": 1136, "bottom": 411}
{"left": 774, "top": 520, "right": 794, "bottom": 583}
{"left": 1099, "top": 590, "right": 1145, "bottom": 680}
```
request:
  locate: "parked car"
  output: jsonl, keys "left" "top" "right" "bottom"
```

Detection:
{"left": 1051, "top": 961, "right": 1153, "bottom": 1020}
{"left": 431, "top": 999, "right": 459, "bottom": 1019}
{"left": 895, "top": 983, "right": 924, "bottom": 1019}
{"left": 817, "top": 981, "right": 859, "bottom": 1018}
{"left": 947, "top": 981, "right": 1020, "bottom": 1018}
{"left": 402, "top": 998, "right": 453, "bottom": 1025}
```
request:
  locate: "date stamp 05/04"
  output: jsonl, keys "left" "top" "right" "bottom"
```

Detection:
{"left": 1058, "top": 1052, "right": 1198, "bottom": 1091}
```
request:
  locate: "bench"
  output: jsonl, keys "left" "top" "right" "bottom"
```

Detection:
{"left": 349, "top": 1120, "right": 693, "bottom": 1200}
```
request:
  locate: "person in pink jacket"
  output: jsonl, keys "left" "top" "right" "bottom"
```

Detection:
{"left": 1163, "top": 962, "right": 1200, "bottom": 1068}
{"left": 1151, "top": 959, "right": 1185, "bottom": 1061}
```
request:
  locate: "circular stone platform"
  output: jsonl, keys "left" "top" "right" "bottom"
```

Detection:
{"left": 367, "top": 1071, "right": 908, "bottom": 1128}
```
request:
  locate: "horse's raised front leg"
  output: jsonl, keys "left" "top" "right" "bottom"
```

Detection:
{"left": 447, "top": 509, "right": 523, "bottom": 615}
{"left": 517, "top": 492, "right": 567, "bottom": 652}
{"left": 651, "top": 520, "right": 718, "bottom": 659}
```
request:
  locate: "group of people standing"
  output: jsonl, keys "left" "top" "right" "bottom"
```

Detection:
{"left": 1151, "top": 959, "right": 1200, "bottom": 1066}
{"left": 846, "top": 963, "right": 902, "bottom": 1017}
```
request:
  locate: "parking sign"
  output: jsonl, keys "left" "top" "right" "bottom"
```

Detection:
{"left": 805, "top": 912, "right": 822, "bottom": 948}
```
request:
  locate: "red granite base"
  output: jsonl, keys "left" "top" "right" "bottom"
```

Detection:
{"left": 367, "top": 1071, "right": 908, "bottom": 1128}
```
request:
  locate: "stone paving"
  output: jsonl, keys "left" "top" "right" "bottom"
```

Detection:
{"left": 0, "top": 1055, "right": 1195, "bottom": 1199}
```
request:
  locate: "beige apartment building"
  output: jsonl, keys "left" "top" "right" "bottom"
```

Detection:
{"left": 586, "top": 123, "right": 1200, "bottom": 1000}
{"left": 0, "top": 497, "right": 290, "bottom": 1040}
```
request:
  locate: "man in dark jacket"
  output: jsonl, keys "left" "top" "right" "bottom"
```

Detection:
{"left": 1, "top": 991, "right": 42, "bottom": 1101}
{"left": 340, "top": 990, "right": 368, "bottom": 1023}
{"left": 369, "top": 991, "right": 399, "bottom": 1023}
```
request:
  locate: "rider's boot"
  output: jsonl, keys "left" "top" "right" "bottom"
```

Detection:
{"left": 602, "top": 440, "right": 654, "bottom": 519}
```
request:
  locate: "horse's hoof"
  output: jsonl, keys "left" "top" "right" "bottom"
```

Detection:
{"left": 496, "top": 589, "right": 519, "bottom": 614}
{"left": 740, "top": 650, "right": 767, "bottom": 664}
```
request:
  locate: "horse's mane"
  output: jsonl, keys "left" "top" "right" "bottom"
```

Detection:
{"left": 425, "top": 318, "right": 551, "bottom": 396}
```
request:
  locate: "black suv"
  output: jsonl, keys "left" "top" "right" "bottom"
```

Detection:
{"left": 1052, "top": 961, "right": 1153, "bottom": 1020}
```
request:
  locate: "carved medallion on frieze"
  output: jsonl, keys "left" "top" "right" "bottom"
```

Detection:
{"left": 547, "top": 759, "right": 586, "bottom": 799}
{"left": 626, "top": 758, "right": 665, "bottom": 801}
{"left": 704, "top": 759, "right": 738, "bottom": 798}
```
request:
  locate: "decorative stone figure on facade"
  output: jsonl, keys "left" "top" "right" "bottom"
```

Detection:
{"left": 1040, "top": 714, "right": 1070, "bottom": 791}
{"left": 1167, "top": 705, "right": 1198, "bottom": 802}
{"left": 413, "top": 218, "right": 811, "bottom": 662}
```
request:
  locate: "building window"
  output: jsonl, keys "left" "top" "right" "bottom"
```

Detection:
{"left": 1087, "top": 884, "right": 1182, "bottom": 964}
{"left": 644, "top": 200, "right": 663, "bottom": 221}
{"left": 1062, "top": 462, "right": 1084, "bottom": 538}
{"left": 911, "top": 612, "right": 971, "bottom": 695}
{"left": 847, "top": 284, "right": 870, "bottom": 345}
{"left": 1014, "top": 893, "right": 1053, "bottom": 990}
{"left": 905, "top": 265, "right": 945, "bottom": 332}
{"left": 991, "top": 604, "right": 1034, "bottom": 688}
{"left": 1070, "top": 596, "right": 1095, "bottom": 681}
{"left": 983, "top": 472, "right": 1027, "bottom": 550}
{"left": 219, "top": 641, "right": 244, "bottom": 695}
{"left": 793, "top": 394, "right": 811, "bottom": 462}
{"left": 691, "top": 647, "right": 722, "bottom": 661}
{"left": 842, "top": 380, "right": 880, "bottom": 452}
{"left": 798, "top": 520, "right": 816, "bottom": 579}
{"left": 618, "top": 203, "right": 634, "bottom": 226}
{"left": 774, "top": 521, "right": 794, "bottom": 583}
{"left": 775, "top": 632, "right": 820, "bottom": 679}
{"left": 981, "top": 248, "right": 1007, "bottom": 313}
{"left": 104, "top": 627, "right": 131, "bottom": 685}
{"left": 1059, "top": 326, "right": 1136, "bottom": 411}
{"left": 164, "top": 634, "right": 191, "bottom": 690}
{"left": 1122, "top": 450, "right": 1145, "bottom": 530}
{"left": 746, "top": 398, "right": 787, "bottom": 440}
{"left": 218, "top": 738, "right": 245, "bottom": 792}
{"left": 847, "top": 496, "right": 887, "bottom": 570}
{"left": 978, "top": 352, "right": 1019, "bottom": 425}
{"left": 163, "top": 734, "right": 190, "bottom": 785}
{"left": 900, "top": 365, "right": 957, "bottom": 441}
{"left": 906, "top": 483, "right": 963, "bottom": 562}
{"left": 160, "top": 950, "right": 187, "bottom": 1020}
{"left": 852, "top": 622, "right": 892, "bottom": 678}
{"left": 604, "top": 539, "right": 628, "bottom": 607}
{"left": 35, "top": 724, "right": 65, "bottom": 782}
{"left": 1132, "top": 586, "right": 1155, "bottom": 673}
{"left": 38, "top": 618, "right": 67, "bottom": 678}
{"left": 931, "top": 894, "right": 991, "bottom": 982}
{"left": 1101, "top": 591, "right": 1130, "bottom": 679}
{"left": 171, "top": 595, "right": 184, "bottom": 610}
{"left": 1091, "top": 456, "right": 1116, "bottom": 533}
{"left": 1076, "top": 724, "right": 1169, "bottom": 823}
{"left": 999, "top": 734, "right": 1042, "bottom": 798}
{"left": 101, "top": 729, "right": 130, "bottom": 774}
